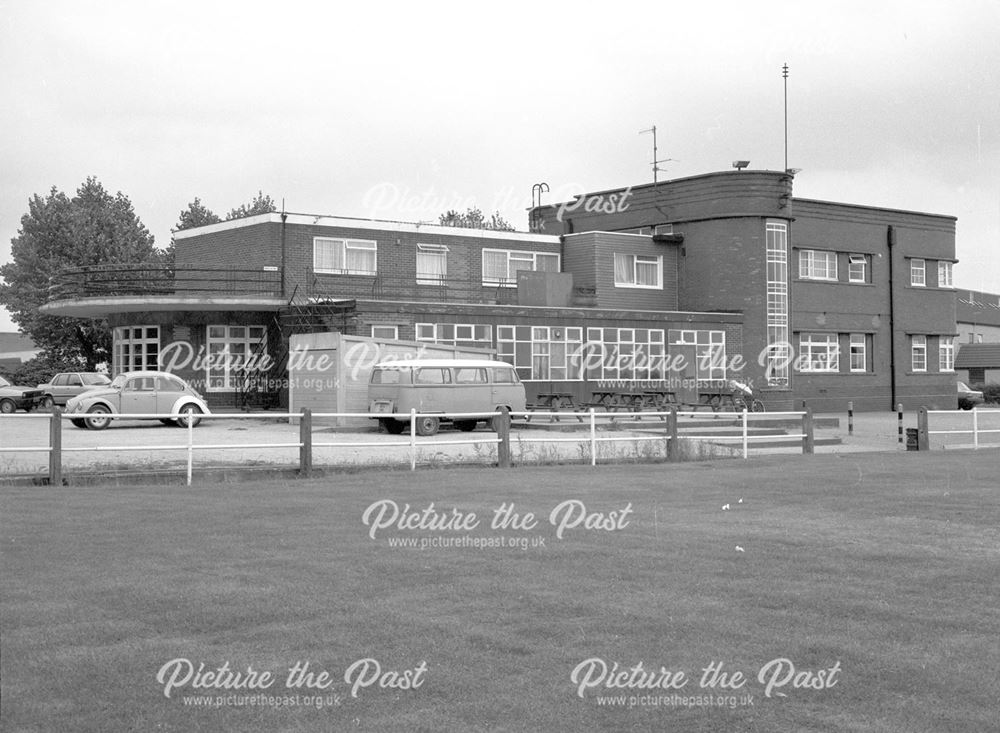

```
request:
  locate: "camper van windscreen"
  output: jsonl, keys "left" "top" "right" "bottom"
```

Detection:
{"left": 370, "top": 368, "right": 404, "bottom": 385}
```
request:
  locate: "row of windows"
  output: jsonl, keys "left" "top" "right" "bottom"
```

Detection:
{"left": 314, "top": 238, "right": 665, "bottom": 291}
{"left": 797, "top": 248, "right": 955, "bottom": 289}
{"left": 912, "top": 335, "right": 954, "bottom": 372}
{"left": 794, "top": 332, "right": 955, "bottom": 373}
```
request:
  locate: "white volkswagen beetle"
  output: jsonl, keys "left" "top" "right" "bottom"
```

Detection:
{"left": 64, "top": 370, "right": 210, "bottom": 429}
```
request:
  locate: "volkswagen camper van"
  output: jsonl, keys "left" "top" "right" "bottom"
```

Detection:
{"left": 368, "top": 359, "right": 526, "bottom": 436}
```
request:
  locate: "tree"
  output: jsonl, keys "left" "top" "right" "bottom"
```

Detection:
{"left": 0, "top": 178, "right": 161, "bottom": 369}
{"left": 438, "top": 207, "right": 514, "bottom": 231}
{"left": 226, "top": 191, "right": 277, "bottom": 221}
{"left": 175, "top": 197, "right": 222, "bottom": 231}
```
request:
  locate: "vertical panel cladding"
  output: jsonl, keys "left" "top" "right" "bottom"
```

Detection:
{"left": 571, "top": 231, "right": 679, "bottom": 310}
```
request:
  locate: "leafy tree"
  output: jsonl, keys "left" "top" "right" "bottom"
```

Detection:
{"left": 438, "top": 207, "right": 514, "bottom": 231}
{"left": 175, "top": 197, "right": 222, "bottom": 231}
{"left": 0, "top": 353, "right": 88, "bottom": 387}
{"left": 0, "top": 178, "right": 161, "bottom": 369}
{"left": 226, "top": 191, "right": 277, "bottom": 221}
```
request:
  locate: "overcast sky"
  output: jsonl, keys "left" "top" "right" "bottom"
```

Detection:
{"left": 2, "top": 0, "right": 998, "bottom": 334}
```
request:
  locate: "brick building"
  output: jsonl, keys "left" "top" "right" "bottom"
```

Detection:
{"left": 41, "top": 169, "right": 964, "bottom": 412}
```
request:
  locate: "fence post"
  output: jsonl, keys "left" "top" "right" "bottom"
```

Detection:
{"left": 802, "top": 406, "right": 814, "bottom": 454}
{"left": 917, "top": 407, "right": 930, "bottom": 451}
{"left": 299, "top": 408, "right": 312, "bottom": 477}
{"left": 590, "top": 408, "right": 597, "bottom": 467}
{"left": 897, "top": 403, "right": 904, "bottom": 444}
{"left": 847, "top": 401, "right": 854, "bottom": 436}
{"left": 742, "top": 408, "right": 749, "bottom": 459}
{"left": 409, "top": 408, "right": 417, "bottom": 471}
{"left": 667, "top": 407, "right": 679, "bottom": 462}
{"left": 972, "top": 409, "right": 979, "bottom": 449}
{"left": 497, "top": 407, "right": 512, "bottom": 468}
{"left": 49, "top": 408, "right": 63, "bottom": 486}
{"left": 187, "top": 408, "right": 194, "bottom": 486}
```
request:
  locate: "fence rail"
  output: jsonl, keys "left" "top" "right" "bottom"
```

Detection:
{"left": 921, "top": 407, "right": 1000, "bottom": 450}
{"left": 0, "top": 407, "right": 816, "bottom": 486}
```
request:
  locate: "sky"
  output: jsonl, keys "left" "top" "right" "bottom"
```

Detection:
{"left": 1, "top": 0, "right": 998, "bottom": 334}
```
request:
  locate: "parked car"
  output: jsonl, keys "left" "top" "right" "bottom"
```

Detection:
{"left": 957, "top": 381, "right": 984, "bottom": 410}
{"left": 36, "top": 372, "right": 112, "bottom": 407}
{"left": 368, "top": 359, "right": 526, "bottom": 436}
{"left": 65, "top": 370, "right": 210, "bottom": 429}
{"left": 0, "top": 375, "right": 46, "bottom": 414}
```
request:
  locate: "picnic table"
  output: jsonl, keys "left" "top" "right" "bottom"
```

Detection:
{"left": 698, "top": 389, "right": 740, "bottom": 412}
{"left": 527, "top": 392, "right": 580, "bottom": 423}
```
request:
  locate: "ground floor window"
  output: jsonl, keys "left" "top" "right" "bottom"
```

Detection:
{"left": 849, "top": 333, "right": 870, "bottom": 373}
{"left": 667, "top": 330, "right": 726, "bottom": 382}
{"left": 498, "top": 325, "right": 584, "bottom": 381}
{"left": 580, "top": 328, "right": 668, "bottom": 382}
{"left": 911, "top": 335, "right": 927, "bottom": 372}
{"left": 939, "top": 336, "right": 954, "bottom": 372}
{"left": 415, "top": 323, "right": 492, "bottom": 349}
{"left": 370, "top": 325, "right": 399, "bottom": 340}
{"left": 113, "top": 326, "right": 160, "bottom": 374}
{"left": 206, "top": 325, "right": 267, "bottom": 390}
{"left": 798, "top": 333, "right": 839, "bottom": 372}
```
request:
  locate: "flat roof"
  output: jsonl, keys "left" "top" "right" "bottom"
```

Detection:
{"left": 173, "top": 212, "right": 561, "bottom": 244}
{"left": 39, "top": 296, "right": 288, "bottom": 318}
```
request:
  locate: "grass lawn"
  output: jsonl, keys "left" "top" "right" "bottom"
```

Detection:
{"left": 2, "top": 451, "right": 998, "bottom": 732}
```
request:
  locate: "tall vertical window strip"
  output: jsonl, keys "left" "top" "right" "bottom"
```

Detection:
{"left": 939, "top": 336, "right": 954, "bottom": 371}
{"left": 206, "top": 325, "right": 267, "bottom": 391}
{"left": 766, "top": 221, "right": 790, "bottom": 386}
{"left": 910, "top": 259, "right": 926, "bottom": 286}
{"left": 937, "top": 261, "right": 953, "bottom": 288}
{"left": 113, "top": 326, "right": 160, "bottom": 374}
{"left": 911, "top": 335, "right": 927, "bottom": 372}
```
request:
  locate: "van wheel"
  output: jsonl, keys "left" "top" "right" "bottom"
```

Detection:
{"left": 382, "top": 418, "right": 406, "bottom": 434}
{"left": 415, "top": 416, "right": 440, "bottom": 436}
{"left": 454, "top": 420, "right": 478, "bottom": 432}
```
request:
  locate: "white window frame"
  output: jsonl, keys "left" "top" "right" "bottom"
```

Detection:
{"left": 313, "top": 237, "right": 378, "bottom": 276}
{"left": 848, "top": 254, "right": 868, "bottom": 283}
{"left": 415, "top": 323, "right": 492, "bottom": 347}
{"left": 799, "top": 250, "right": 838, "bottom": 281}
{"left": 371, "top": 325, "right": 399, "bottom": 340}
{"left": 911, "top": 335, "right": 927, "bottom": 372}
{"left": 939, "top": 336, "right": 954, "bottom": 372}
{"left": 482, "top": 249, "right": 560, "bottom": 287}
{"left": 206, "top": 324, "right": 267, "bottom": 391}
{"left": 937, "top": 261, "right": 953, "bottom": 288}
{"left": 416, "top": 243, "right": 449, "bottom": 285}
{"left": 849, "top": 333, "right": 867, "bottom": 373}
{"left": 910, "top": 259, "right": 926, "bottom": 287}
{"left": 668, "top": 329, "right": 727, "bottom": 382}
{"left": 613, "top": 253, "right": 663, "bottom": 289}
{"left": 798, "top": 333, "right": 839, "bottom": 372}
{"left": 114, "top": 325, "right": 160, "bottom": 374}
{"left": 498, "top": 325, "right": 585, "bottom": 381}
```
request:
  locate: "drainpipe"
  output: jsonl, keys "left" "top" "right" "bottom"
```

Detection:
{"left": 280, "top": 210, "right": 288, "bottom": 300}
{"left": 887, "top": 225, "right": 897, "bottom": 409}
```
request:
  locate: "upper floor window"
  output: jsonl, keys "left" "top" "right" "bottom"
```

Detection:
{"left": 416, "top": 243, "right": 448, "bottom": 284}
{"left": 910, "top": 259, "right": 926, "bottom": 287}
{"left": 848, "top": 254, "right": 869, "bottom": 283}
{"left": 613, "top": 253, "right": 662, "bottom": 289}
{"left": 482, "top": 249, "right": 559, "bottom": 287}
{"left": 937, "top": 261, "right": 953, "bottom": 288}
{"left": 799, "top": 250, "right": 838, "bottom": 281}
{"left": 314, "top": 237, "right": 377, "bottom": 276}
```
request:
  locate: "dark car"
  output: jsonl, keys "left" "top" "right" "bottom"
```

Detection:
{"left": 957, "top": 381, "right": 984, "bottom": 410}
{"left": 0, "top": 375, "right": 45, "bottom": 414}
{"left": 36, "top": 372, "right": 113, "bottom": 407}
